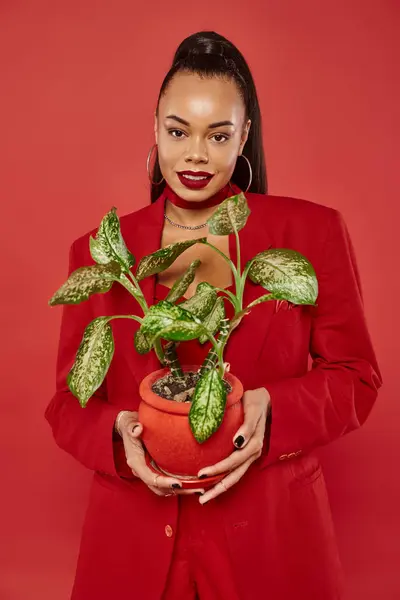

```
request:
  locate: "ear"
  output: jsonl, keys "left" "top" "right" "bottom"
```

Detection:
{"left": 154, "top": 113, "right": 158, "bottom": 144}
{"left": 239, "top": 119, "right": 251, "bottom": 155}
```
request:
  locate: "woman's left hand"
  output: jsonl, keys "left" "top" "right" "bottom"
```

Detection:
{"left": 197, "top": 387, "right": 271, "bottom": 504}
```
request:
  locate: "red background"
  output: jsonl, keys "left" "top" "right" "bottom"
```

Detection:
{"left": 1, "top": 2, "right": 398, "bottom": 598}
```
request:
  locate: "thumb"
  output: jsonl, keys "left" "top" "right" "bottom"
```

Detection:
{"left": 127, "top": 422, "right": 143, "bottom": 439}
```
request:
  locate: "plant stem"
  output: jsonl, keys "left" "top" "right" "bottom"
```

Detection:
{"left": 154, "top": 338, "right": 166, "bottom": 365}
{"left": 204, "top": 242, "right": 238, "bottom": 279}
{"left": 199, "top": 319, "right": 229, "bottom": 378}
{"left": 215, "top": 288, "right": 239, "bottom": 311}
{"left": 118, "top": 274, "right": 148, "bottom": 314}
{"left": 106, "top": 314, "right": 143, "bottom": 324}
{"left": 164, "top": 341, "right": 184, "bottom": 378}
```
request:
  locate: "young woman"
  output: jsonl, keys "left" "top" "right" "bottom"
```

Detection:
{"left": 45, "top": 31, "right": 382, "bottom": 600}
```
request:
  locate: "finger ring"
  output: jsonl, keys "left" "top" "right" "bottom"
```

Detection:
{"left": 219, "top": 480, "right": 228, "bottom": 491}
{"left": 153, "top": 474, "right": 160, "bottom": 487}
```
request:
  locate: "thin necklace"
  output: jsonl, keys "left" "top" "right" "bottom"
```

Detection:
{"left": 164, "top": 212, "right": 208, "bottom": 230}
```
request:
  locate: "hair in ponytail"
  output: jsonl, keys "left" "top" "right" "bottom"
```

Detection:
{"left": 150, "top": 31, "right": 267, "bottom": 203}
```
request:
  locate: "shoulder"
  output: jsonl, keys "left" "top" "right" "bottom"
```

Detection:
{"left": 246, "top": 191, "right": 345, "bottom": 243}
{"left": 246, "top": 190, "right": 338, "bottom": 223}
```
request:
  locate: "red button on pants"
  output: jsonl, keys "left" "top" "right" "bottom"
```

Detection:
{"left": 162, "top": 494, "right": 242, "bottom": 600}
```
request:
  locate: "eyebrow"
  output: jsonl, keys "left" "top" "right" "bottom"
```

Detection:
{"left": 165, "top": 114, "right": 235, "bottom": 128}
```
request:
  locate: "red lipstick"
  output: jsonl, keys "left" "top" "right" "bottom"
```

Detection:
{"left": 177, "top": 170, "right": 214, "bottom": 190}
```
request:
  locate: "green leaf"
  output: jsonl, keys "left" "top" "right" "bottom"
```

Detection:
{"left": 248, "top": 248, "right": 318, "bottom": 305}
{"left": 49, "top": 262, "right": 121, "bottom": 306}
{"left": 140, "top": 300, "right": 205, "bottom": 345}
{"left": 166, "top": 259, "right": 201, "bottom": 303}
{"left": 134, "top": 329, "right": 152, "bottom": 354}
{"left": 199, "top": 296, "right": 225, "bottom": 344}
{"left": 189, "top": 369, "right": 227, "bottom": 443}
{"left": 179, "top": 282, "right": 217, "bottom": 320}
{"left": 67, "top": 317, "right": 114, "bottom": 407}
{"left": 207, "top": 192, "right": 250, "bottom": 235}
{"left": 135, "top": 238, "right": 206, "bottom": 281}
{"left": 89, "top": 207, "right": 135, "bottom": 272}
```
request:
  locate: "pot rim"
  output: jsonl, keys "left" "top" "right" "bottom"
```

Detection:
{"left": 139, "top": 365, "right": 243, "bottom": 416}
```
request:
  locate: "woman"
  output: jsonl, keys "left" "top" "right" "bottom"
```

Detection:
{"left": 45, "top": 31, "right": 382, "bottom": 600}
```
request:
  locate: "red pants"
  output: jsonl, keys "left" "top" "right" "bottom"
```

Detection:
{"left": 162, "top": 494, "right": 242, "bottom": 600}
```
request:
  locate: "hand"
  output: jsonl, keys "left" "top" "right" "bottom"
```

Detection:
{"left": 117, "top": 411, "right": 205, "bottom": 497}
{"left": 197, "top": 388, "right": 271, "bottom": 504}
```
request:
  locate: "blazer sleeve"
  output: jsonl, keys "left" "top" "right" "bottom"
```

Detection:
{"left": 44, "top": 239, "right": 134, "bottom": 478}
{"left": 260, "top": 208, "right": 383, "bottom": 466}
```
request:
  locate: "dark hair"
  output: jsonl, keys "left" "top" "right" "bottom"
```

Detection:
{"left": 150, "top": 31, "right": 267, "bottom": 203}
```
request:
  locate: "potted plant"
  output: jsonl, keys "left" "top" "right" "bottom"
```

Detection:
{"left": 49, "top": 192, "right": 318, "bottom": 485}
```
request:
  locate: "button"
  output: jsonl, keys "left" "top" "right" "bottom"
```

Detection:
{"left": 279, "top": 454, "right": 288, "bottom": 461}
{"left": 165, "top": 525, "right": 173, "bottom": 538}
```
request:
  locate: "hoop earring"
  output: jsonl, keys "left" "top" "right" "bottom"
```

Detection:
{"left": 229, "top": 154, "right": 252, "bottom": 193}
{"left": 146, "top": 144, "right": 164, "bottom": 185}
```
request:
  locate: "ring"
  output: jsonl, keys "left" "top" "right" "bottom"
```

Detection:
{"left": 219, "top": 480, "right": 228, "bottom": 491}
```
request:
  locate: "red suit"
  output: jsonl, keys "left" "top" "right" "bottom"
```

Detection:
{"left": 45, "top": 186, "right": 382, "bottom": 599}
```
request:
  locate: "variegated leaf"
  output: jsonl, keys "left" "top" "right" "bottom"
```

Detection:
{"left": 89, "top": 207, "right": 135, "bottom": 272}
{"left": 134, "top": 329, "right": 152, "bottom": 354}
{"left": 67, "top": 317, "right": 114, "bottom": 407}
{"left": 199, "top": 296, "right": 225, "bottom": 344}
{"left": 179, "top": 282, "right": 217, "bottom": 320}
{"left": 166, "top": 259, "right": 201, "bottom": 303}
{"left": 140, "top": 300, "right": 205, "bottom": 345}
{"left": 135, "top": 238, "right": 206, "bottom": 281}
{"left": 207, "top": 192, "right": 250, "bottom": 235}
{"left": 189, "top": 369, "right": 227, "bottom": 443}
{"left": 248, "top": 249, "right": 318, "bottom": 305}
{"left": 49, "top": 262, "right": 121, "bottom": 306}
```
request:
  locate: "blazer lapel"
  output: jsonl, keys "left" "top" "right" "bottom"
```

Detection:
{"left": 225, "top": 194, "right": 277, "bottom": 382}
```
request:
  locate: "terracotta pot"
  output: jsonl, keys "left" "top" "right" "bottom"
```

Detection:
{"left": 138, "top": 365, "right": 244, "bottom": 478}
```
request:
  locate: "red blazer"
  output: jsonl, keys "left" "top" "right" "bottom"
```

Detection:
{"left": 45, "top": 187, "right": 382, "bottom": 600}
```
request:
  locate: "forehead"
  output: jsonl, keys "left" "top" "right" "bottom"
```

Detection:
{"left": 159, "top": 72, "right": 245, "bottom": 124}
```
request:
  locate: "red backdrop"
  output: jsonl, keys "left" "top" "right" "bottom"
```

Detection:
{"left": 1, "top": 2, "right": 398, "bottom": 598}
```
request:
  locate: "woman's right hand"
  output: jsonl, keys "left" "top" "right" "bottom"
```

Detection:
{"left": 116, "top": 411, "right": 205, "bottom": 497}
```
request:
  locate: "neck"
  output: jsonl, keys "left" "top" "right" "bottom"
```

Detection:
{"left": 163, "top": 180, "right": 242, "bottom": 228}
{"left": 164, "top": 181, "right": 239, "bottom": 210}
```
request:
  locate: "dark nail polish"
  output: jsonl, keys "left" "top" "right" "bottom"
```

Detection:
{"left": 172, "top": 483, "right": 181, "bottom": 489}
{"left": 234, "top": 435, "right": 245, "bottom": 448}
{"left": 199, "top": 474, "right": 208, "bottom": 479}
{"left": 196, "top": 491, "right": 204, "bottom": 495}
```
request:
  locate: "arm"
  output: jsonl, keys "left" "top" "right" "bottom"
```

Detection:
{"left": 259, "top": 208, "right": 383, "bottom": 466}
{"left": 44, "top": 239, "right": 134, "bottom": 478}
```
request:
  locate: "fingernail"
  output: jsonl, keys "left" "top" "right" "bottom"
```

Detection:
{"left": 196, "top": 491, "right": 204, "bottom": 495}
{"left": 234, "top": 435, "right": 245, "bottom": 448}
{"left": 172, "top": 483, "right": 181, "bottom": 489}
{"left": 199, "top": 474, "right": 208, "bottom": 479}
{"left": 132, "top": 424, "right": 139, "bottom": 432}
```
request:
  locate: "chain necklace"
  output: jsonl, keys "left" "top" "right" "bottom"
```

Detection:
{"left": 164, "top": 212, "right": 208, "bottom": 230}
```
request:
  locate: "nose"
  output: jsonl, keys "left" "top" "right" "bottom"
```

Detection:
{"left": 184, "top": 136, "right": 209, "bottom": 164}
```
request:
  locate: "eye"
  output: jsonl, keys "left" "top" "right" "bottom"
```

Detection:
{"left": 168, "top": 129, "right": 186, "bottom": 139}
{"left": 211, "top": 134, "right": 230, "bottom": 143}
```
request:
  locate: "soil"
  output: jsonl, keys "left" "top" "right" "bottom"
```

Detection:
{"left": 152, "top": 371, "right": 232, "bottom": 403}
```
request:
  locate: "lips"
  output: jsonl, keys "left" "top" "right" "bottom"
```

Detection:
{"left": 178, "top": 171, "right": 213, "bottom": 177}
{"left": 177, "top": 171, "right": 214, "bottom": 190}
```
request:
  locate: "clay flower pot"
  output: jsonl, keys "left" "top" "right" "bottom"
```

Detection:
{"left": 138, "top": 365, "right": 244, "bottom": 481}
